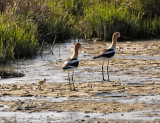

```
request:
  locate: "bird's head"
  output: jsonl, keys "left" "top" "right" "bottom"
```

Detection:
{"left": 74, "top": 42, "right": 81, "bottom": 50}
{"left": 113, "top": 32, "right": 120, "bottom": 38}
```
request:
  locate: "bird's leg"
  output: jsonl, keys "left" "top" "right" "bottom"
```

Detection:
{"left": 68, "top": 72, "right": 72, "bottom": 90}
{"left": 40, "top": 85, "right": 42, "bottom": 90}
{"left": 72, "top": 70, "right": 76, "bottom": 91}
{"left": 72, "top": 70, "right": 74, "bottom": 81}
{"left": 59, "top": 44, "right": 61, "bottom": 57}
{"left": 38, "top": 85, "right": 41, "bottom": 90}
{"left": 107, "top": 60, "right": 110, "bottom": 81}
{"left": 102, "top": 61, "right": 106, "bottom": 81}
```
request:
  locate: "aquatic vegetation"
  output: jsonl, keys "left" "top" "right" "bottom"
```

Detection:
{"left": 0, "top": 0, "right": 160, "bottom": 63}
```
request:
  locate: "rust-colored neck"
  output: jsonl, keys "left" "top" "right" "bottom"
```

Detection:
{"left": 70, "top": 42, "right": 81, "bottom": 59}
{"left": 111, "top": 36, "right": 117, "bottom": 49}
{"left": 72, "top": 47, "right": 78, "bottom": 58}
{"left": 111, "top": 32, "right": 120, "bottom": 49}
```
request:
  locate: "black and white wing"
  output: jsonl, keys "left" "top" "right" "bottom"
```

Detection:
{"left": 93, "top": 48, "right": 116, "bottom": 59}
{"left": 63, "top": 58, "right": 79, "bottom": 70}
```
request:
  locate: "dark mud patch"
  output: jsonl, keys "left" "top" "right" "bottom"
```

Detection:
{"left": 0, "top": 70, "right": 24, "bottom": 79}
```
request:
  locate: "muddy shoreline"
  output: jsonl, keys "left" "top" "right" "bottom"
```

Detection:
{"left": 0, "top": 40, "right": 160, "bottom": 122}
{"left": 0, "top": 81, "right": 160, "bottom": 112}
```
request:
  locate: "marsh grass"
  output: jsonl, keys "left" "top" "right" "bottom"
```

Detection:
{"left": 0, "top": 0, "right": 160, "bottom": 63}
{"left": 83, "top": 0, "right": 160, "bottom": 40}
{"left": 0, "top": 13, "right": 38, "bottom": 63}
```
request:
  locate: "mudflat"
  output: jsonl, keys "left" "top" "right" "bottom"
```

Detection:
{"left": 0, "top": 40, "right": 160, "bottom": 122}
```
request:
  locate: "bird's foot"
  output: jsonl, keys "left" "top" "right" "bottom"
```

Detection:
{"left": 102, "top": 78, "right": 107, "bottom": 82}
{"left": 108, "top": 79, "right": 114, "bottom": 82}
{"left": 102, "top": 79, "right": 112, "bottom": 82}
{"left": 72, "top": 88, "right": 76, "bottom": 91}
{"left": 70, "top": 88, "right": 76, "bottom": 91}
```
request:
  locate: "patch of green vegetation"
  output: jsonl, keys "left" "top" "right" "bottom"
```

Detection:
{"left": 0, "top": 0, "right": 160, "bottom": 63}
{"left": 0, "top": 13, "right": 38, "bottom": 63}
{"left": 83, "top": 0, "right": 160, "bottom": 40}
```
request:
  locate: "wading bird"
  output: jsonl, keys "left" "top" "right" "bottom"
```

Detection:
{"left": 37, "top": 78, "right": 46, "bottom": 90}
{"left": 93, "top": 32, "right": 120, "bottom": 81}
{"left": 63, "top": 42, "right": 81, "bottom": 91}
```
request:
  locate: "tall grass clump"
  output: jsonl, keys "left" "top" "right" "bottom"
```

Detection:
{"left": 0, "top": 14, "right": 38, "bottom": 64}
{"left": 82, "top": 0, "right": 160, "bottom": 40}
{"left": 44, "top": 1, "right": 74, "bottom": 42}
{"left": 0, "top": 0, "right": 80, "bottom": 63}
{"left": 11, "top": 0, "right": 76, "bottom": 43}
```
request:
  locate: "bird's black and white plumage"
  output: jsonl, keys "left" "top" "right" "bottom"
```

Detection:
{"left": 63, "top": 58, "right": 79, "bottom": 70}
{"left": 93, "top": 48, "right": 116, "bottom": 60}
{"left": 93, "top": 32, "right": 120, "bottom": 81}
{"left": 63, "top": 42, "right": 81, "bottom": 91}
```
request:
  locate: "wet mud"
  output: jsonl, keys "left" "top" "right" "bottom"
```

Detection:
{"left": 0, "top": 39, "right": 160, "bottom": 122}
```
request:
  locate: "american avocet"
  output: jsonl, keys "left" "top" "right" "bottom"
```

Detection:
{"left": 93, "top": 32, "right": 120, "bottom": 81}
{"left": 37, "top": 78, "right": 46, "bottom": 90}
{"left": 63, "top": 42, "right": 81, "bottom": 91}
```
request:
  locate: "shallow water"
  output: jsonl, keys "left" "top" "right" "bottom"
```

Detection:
{"left": 0, "top": 39, "right": 160, "bottom": 84}
{"left": 1, "top": 93, "right": 158, "bottom": 105}
{"left": 0, "top": 109, "right": 160, "bottom": 122}
{"left": 0, "top": 39, "right": 91, "bottom": 84}
{"left": 0, "top": 96, "right": 68, "bottom": 103}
